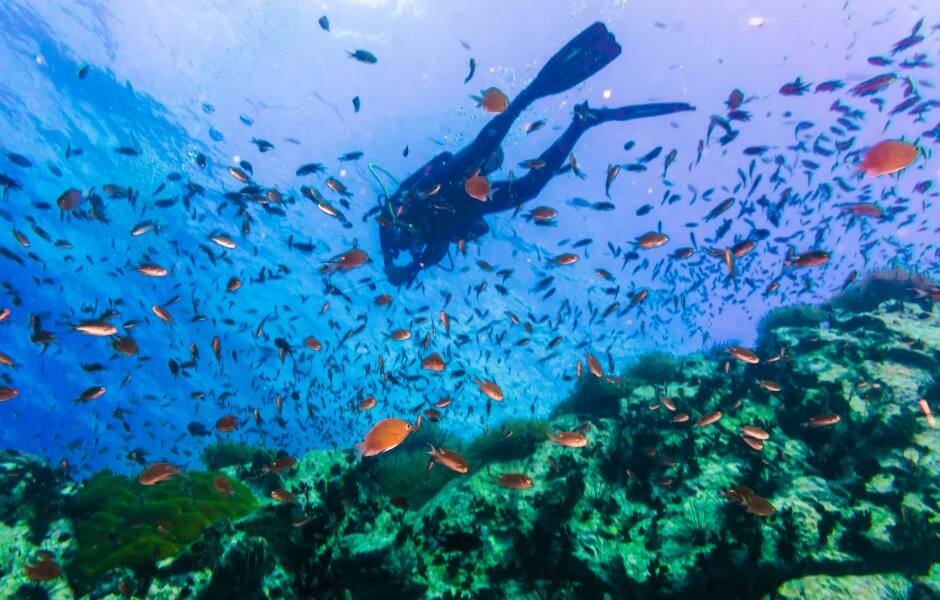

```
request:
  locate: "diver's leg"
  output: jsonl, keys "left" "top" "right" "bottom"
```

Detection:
{"left": 482, "top": 101, "right": 695, "bottom": 214}
{"left": 484, "top": 120, "right": 587, "bottom": 213}
{"left": 583, "top": 102, "right": 695, "bottom": 125}
{"left": 448, "top": 22, "right": 622, "bottom": 176}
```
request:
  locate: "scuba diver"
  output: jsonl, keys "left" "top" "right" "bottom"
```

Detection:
{"left": 377, "top": 22, "right": 694, "bottom": 286}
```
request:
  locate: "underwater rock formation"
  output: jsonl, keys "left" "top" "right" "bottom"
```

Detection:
{"left": 1, "top": 290, "right": 938, "bottom": 598}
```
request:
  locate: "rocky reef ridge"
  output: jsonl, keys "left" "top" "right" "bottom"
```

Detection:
{"left": 1, "top": 275, "right": 938, "bottom": 599}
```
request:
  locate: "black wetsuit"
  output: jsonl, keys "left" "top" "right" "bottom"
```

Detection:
{"left": 379, "top": 22, "right": 694, "bottom": 286}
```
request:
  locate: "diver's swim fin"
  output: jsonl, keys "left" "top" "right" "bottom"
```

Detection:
{"left": 524, "top": 22, "right": 622, "bottom": 100}
{"left": 583, "top": 102, "right": 696, "bottom": 125}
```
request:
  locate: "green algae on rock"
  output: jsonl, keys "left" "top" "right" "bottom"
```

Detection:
{"left": 66, "top": 470, "right": 257, "bottom": 594}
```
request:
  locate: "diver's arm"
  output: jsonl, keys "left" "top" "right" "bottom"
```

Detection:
{"left": 419, "top": 238, "right": 450, "bottom": 268}
{"left": 400, "top": 152, "right": 453, "bottom": 195}
{"left": 384, "top": 239, "right": 450, "bottom": 286}
{"left": 479, "top": 180, "right": 524, "bottom": 214}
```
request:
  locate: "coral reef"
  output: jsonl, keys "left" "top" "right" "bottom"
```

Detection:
{"left": 199, "top": 440, "right": 270, "bottom": 471}
{"left": 1, "top": 287, "right": 939, "bottom": 598}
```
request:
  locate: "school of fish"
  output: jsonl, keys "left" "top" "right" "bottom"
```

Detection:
{"left": 0, "top": 13, "right": 937, "bottom": 579}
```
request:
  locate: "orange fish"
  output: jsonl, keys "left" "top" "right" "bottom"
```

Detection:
{"left": 74, "top": 320, "right": 118, "bottom": 336}
{"left": 228, "top": 166, "right": 250, "bottom": 183}
{"left": 740, "top": 425, "right": 769, "bottom": 440}
{"left": 722, "top": 485, "right": 775, "bottom": 516}
{"left": 553, "top": 253, "right": 578, "bottom": 265}
{"left": 356, "top": 416, "right": 422, "bottom": 457}
{"left": 0, "top": 386, "right": 18, "bottom": 401}
{"left": 138, "top": 462, "right": 180, "bottom": 485}
{"left": 741, "top": 436, "right": 764, "bottom": 451}
{"left": 731, "top": 239, "right": 756, "bottom": 257}
{"left": 766, "top": 346, "right": 786, "bottom": 363}
{"left": 326, "top": 248, "right": 371, "bottom": 273}
{"left": 628, "top": 288, "right": 649, "bottom": 309}
{"left": 660, "top": 396, "right": 677, "bottom": 411}
{"left": 474, "top": 87, "right": 509, "bottom": 113}
{"left": 745, "top": 495, "right": 776, "bottom": 517}
{"left": 439, "top": 310, "right": 451, "bottom": 334}
{"left": 475, "top": 379, "right": 503, "bottom": 401}
{"left": 858, "top": 140, "right": 919, "bottom": 177}
{"left": 270, "top": 488, "right": 296, "bottom": 503}
{"left": 548, "top": 431, "right": 588, "bottom": 448}
{"left": 213, "top": 476, "right": 234, "bottom": 496}
{"left": 325, "top": 177, "right": 350, "bottom": 197}
{"left": 77, "top": 386, "right": 106, "bottom": 403}
{"left": 723, "top": 247, "right": 736, "bottom": 278}
{"left": 840, "top": 202, "right": 884, "bottom": 218}
{"left": 421, "top": 353, "right": 446, "bottom": 371}
{"left": 374, "top": 294, "right": 393, "bottom": 306}
{"left": 269, "top": 456, "right": 298, "bottom": 472}
{"left": 528, "top": 206, "right": 557, "bottom": 222}
{"left": 209, "top": 234, "right": 236, "bottom": 249}
{"left": 758, "top": 379, "right": 781, "bottom": 392}
{"left": 23, "top": 555, "right": 61, "bottom": 581}
{"left": 727, "top": 345, "right": 759, "bottom": 364}
{"left": 788, "top": 251, "right": 829, "bottom": 268}
{"left": 585, "top": 353, "right": 604, "bottom": 378}
{"left": 137, "top": 263, "right": 168, "bottom": 277}
{"left": 803, "top": 413, "right": 840, "bottom": 428}
{"left": 426, "top": 444, "right": 470, "bottom": 473}
{"left": 152, "top": 305, "right": 172, "bottom": 322}
{"left": 465, "top": 169, "right": 490, "bottom": 202}
{"left": 636, "top": 231, "right": 669, "bottom": 249}
{"left": 216, "top": 415, "right": 238, "bottom": 432}
{"left": 919, "top": 399, "right": 937, "bottom": 429}
{"left": 605, "top": 163, "right": 621, "bottom": 197}
{"left": 358, "top": 395, "right": 377, "bottom": 411}
{"left": 389, "top": 329, "right": 411, "bottom": 341}
{"left": 304, "top": 336, "right": 322, "bottom": 351}
{"left": 672, "top": 412, "right": 689, "bottom": 423}
{"left": 226, "top": 277, "right": 242, "bottom": 292}
{"left": 696, "top": 410, "right": 722, "bottom": 427}
{"left": 494, "top": 472, "right": 533, "bottom": 490}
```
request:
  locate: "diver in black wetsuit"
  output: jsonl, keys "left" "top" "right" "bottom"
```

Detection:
{"left": 378, "top": 22, "right": 694, "bottom": 286}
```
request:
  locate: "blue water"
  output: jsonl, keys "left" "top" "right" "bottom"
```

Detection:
{"left": 0, "top": 0, "right": 936, "bottom": 480}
